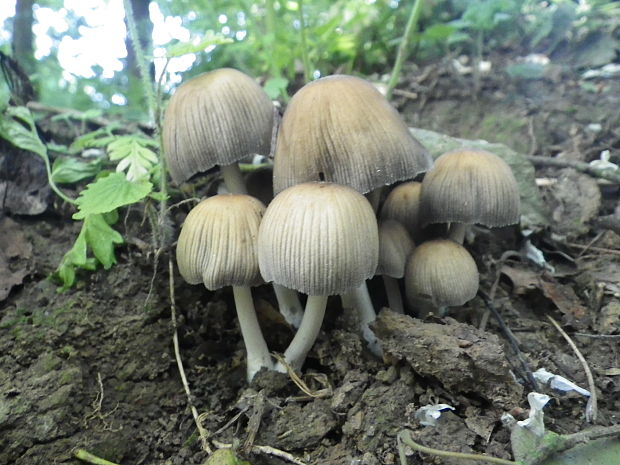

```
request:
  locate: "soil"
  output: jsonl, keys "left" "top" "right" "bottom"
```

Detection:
{"left": 1, "top": 59, "right": 620, "bottom": 465}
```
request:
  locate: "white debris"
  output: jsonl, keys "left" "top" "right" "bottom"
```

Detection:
{"left": 517, "top": 392, "right": 551, "bottom": 437}
{"left": 582, "top": 63, "right": 620, "bottom": 79}
{"left": 533, "top": 368, "right": 591, "bottom": 397}
{"left": 590, "top": 150, "right": 618, "bottom": 172}
{"left": 415, "top": 403, "right": 455, "bottom": 426}
{"left": 522, "top": 240, "right": 554, "bottom": 272}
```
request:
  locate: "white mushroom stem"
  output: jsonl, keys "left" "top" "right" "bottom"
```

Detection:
{"left": 448, "top": 222, "right": 468, "bottom": 244}
{"left": 383, "top": 275, "right": 404, "bottom": 314}
{"left": 343, "top": 282, "right": 382, "bottom": 356}
{"left": 276, "top": 295, "right": 328, "bottom": 373}
{"left": 232, "top": 286, "right": 274, "bottom": 381}
{"left": 272, "top": 284, "right": 304, "bottom": 328}
{"left": 221, "top": 163, "right": 248, "bottom": 194}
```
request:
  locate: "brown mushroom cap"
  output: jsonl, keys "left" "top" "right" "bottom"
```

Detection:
{"left": 380, "top": 181, "right": 423, "bottom": 237}
{"left": 405, "top": 239, "right": 479, "bottom": 307}
{"left": 163, "top": 68, "right": 274, "bottom": 184}
{"left": 419, "top": 148, "right": 520, "bottom": 227}
{"left": 376, "top": 219, "right": 415, "bottom": 278}
{"left": 176, "top": 194, "right": 265, "bottom": 290}
{"left": 258, "top": 182, "right": 379, "bottom": 296}
{"left": 273, "top": 75, "right": 432, "bottom": 195}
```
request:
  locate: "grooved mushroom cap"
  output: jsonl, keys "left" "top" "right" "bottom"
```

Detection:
{"left": 377, "top": 220, "right": 415, "bottom": 278}
{"left": 405, "top": 239, "right": 479, "bottom": 307}
{"left": 380, "top": 181, "right": 423, "bottom": 237}
{"left": 176, "top": 194, "right": 265, "bottom": 290}
{"left": 258, "top": 182, "right": 379, "bottom": 296}
{"left": 419, "top": 148, "right": 520, "bottom": 227}
{"left": 273, "top": 75, "right": 432, "bottom": 195}
{"left": 163, "top": 68, "right": 274, "bottom": 184}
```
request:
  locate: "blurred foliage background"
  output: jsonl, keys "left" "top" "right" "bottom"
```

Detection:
{"left": 1, "top": 0, "right": 620, "bottom": 117}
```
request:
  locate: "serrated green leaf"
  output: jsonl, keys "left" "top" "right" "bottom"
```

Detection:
{"left": 83, "top": 214, "right": 124, "bottom": 269}
{"left": 69, "top": 124, "right": 120, "bottom": 153}
{"left": 107, "top": 135, "right": 158, "bottom": 181}
{"left": 166, "top": 32, "right": 233, "bottom": 58}
{"left": 73, "top": 172, "right": 152, "bottom": 220}
{"left": 264, "top": 77, "right": 289, "bottom": 99}
{"left": 52, "top": 157, "right": 102, "bottom": 184}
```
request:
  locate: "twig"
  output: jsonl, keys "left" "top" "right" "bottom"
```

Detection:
{"left": 168, "top": 257, "right": 212, "bottom": 453}
{"left": 386, "top": 0, "right": 425, "bottom": 100}
{"left": 564, "top": 243, "right": 620, "bottom": 256}
{"left": 479, "top": 291, "right": 539, "bottom": 392}
{"left": 74, "top": 449, "right": 120, "bottom": 465}
{"left": 546, "top": 315, "right": 598, "bottom": 422}
{"left": 272, "top": 353, "right": 332, "bottom": 399}
{"left": 527, "top": 155, "right": 620, "bottom": 184}
{"left": 211, "top": 441, "right": 307, "bottom": 465}
{"left": 574, "top": 333, "right": 620, "bottom": 339}
{"left": 397, "top": 430, "right": 518, "bottom": 465}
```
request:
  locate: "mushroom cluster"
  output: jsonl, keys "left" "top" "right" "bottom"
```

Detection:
{"left": 164, "top": 69, "right": 521, "bottom": 381}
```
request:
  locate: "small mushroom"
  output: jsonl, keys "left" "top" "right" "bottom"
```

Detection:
{"left": 419, "top": 148, "right": 520, "bottom": 243}
{"left": 176, "top": 194, "right": 272, "bottom": 381}
{"left": 376, "top": 219, "right": 415, "bottom": 314}
{"left": 273, "top": 75, "right": 431, "bottom": 199}
{"left": 258, "top": 182, "right": 379, "bottom": 371}
{"left": 163, "top": 68, "right": 274, "bottom": 194}
{"left": 404, "top": 239, "right": 479, "bottom": 315}
{"left": 380, "top": 181, "right": 423, "bottom": 240}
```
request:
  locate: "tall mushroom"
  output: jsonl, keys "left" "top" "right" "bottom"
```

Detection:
{"left": 258, "top": 182, "right": 379, "bottom": 371}
{"left": 176, "top": 194, "right": 273, "bottom": 381}
{"left": 419, "top": 148, "right": 520, "bottom": 243}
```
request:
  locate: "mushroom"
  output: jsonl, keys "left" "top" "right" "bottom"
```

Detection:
{"left": 163, "top": 68, "right": 274, "bottom": 194}
{"left": 379, "top": 181, "right": 423, "bottom": 240}
{"left": 176, "top": 194, "right": 273, "bottom": 381}
{"left": 258, "top": 182, "right": 379, "bottom": 371}
{"left": 273, "top": 75, "right": 431, "bottom": 204}
{"left": 376, "top": 219, "right": 415, "bottom": 314}
{"left": 404, "top": 239, "right": 479, "bottom": 316}
{"left": 419, "top": 148, "right": 520, "bottom": 243}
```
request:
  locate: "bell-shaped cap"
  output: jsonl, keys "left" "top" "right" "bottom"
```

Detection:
{"left": 258, "top": 182, "right": 378, "bottom": 296}
{"left": 405, "top": 239, "right": 479, "bottom": 307}
{"left": 176, "top": 194, "right": 265, "bottom": 290}
{"left": 273, "top": 75, "right": 432, "bottom": 195}
{"left": 420, "top": 148, "right": 520, "bottom": 227}
{"left": 380, "top": 181, "right": 423, "bottom": 238}
{"left": 376, "top": 220, "right": 414, "bottom": 278}
{"left": 163, "top": 68, "right": 274, "bottom": 184}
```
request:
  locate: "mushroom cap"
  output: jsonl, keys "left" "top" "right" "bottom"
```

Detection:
{"left": 419, "top": 148, "right": 520, "bottom": 227}
{"left": 176, "top": 194, "right": 265, "bottom": 290}
{"left": 376, "top": 219, "right": 415, "bottom": 278}
{"left": 273, "top": 75, "right": 432, "bottom": 195}
{"left": 379, "top": 181, "right": 423, "bottom": 237}
{"left": 405, "top": 239, "right": 479, "bottom": 307}
{"left": 258, "top": 182, "right": 379, "bottom": 296}
{"left": 163, "top": 68, "right": 274, "bottom": 184}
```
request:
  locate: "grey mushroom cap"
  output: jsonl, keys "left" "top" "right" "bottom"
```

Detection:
{"left": 258, "top": 182, "right": 379, "bottom": 296}
{"left": 176, "top": 194, "right": 265, "bottom": 290}
{"left": 273, "top": 75, "right": 432, "bottom": 195}
{"left": 380, "top": 181, "right": 423, "bottom": 237}
{"left": 419, "top": 148, "right": 520, "bottom": 227}
{"left": 405, "top": 239, "right": 479, "bottom": 307}
{"left": 163, "top": 68, "right": 274, "bottom": 184}
{"left": 376, "top": 219, "right": 415, "bottom": 278}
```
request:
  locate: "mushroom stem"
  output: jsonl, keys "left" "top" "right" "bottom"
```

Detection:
{"left": 345, "top": 283, "right": 382, "bottom": 356}
{"left": 367, "top": 187, "right": 383, "bottom": 213}
{"left": 383, "top": 275, "right": 404, "bottom": 314}
{"left": 221, "top": 163, "right": 248, "bottom": 194}
{"left": 272, "top": 284, "right": 304, "bottom": 328}
{"left": 448, "top": 223, "right": 468, "bottom": 244}
{"left": 276, "top": 295, "right": 328, "bottom": 372}
{"left": 232, "top": 285, "right": 274, "bottom": 381}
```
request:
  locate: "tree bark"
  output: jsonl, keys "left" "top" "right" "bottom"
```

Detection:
{"left": 124, "top": 0, "right": 153, "bottom": 110}
{"left": 12, "top": 0, "right": 36, "bottom": 76}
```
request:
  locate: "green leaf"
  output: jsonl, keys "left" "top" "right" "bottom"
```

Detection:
{"left": 83, "top": 214, "right": 124, "bottom": 269}
{"left": 73, "top": 172, "right": 152, "bottom": 220}
{"left": 107, "top": 135, "right": 159, "bottom": 181}
{"left": 264, "top": 77, "right": 289, "bottom": 100}
{"left": 51, "top": 157, "right": 102, "bottom": 184}
{"left": 165, "top": 31, "right": 233, "bottom": 58}
{"left": 0, "top": 106, "right": 47, "bottom": 157}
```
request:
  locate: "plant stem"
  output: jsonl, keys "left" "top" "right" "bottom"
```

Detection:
{"left": 346, "top": 282, "right": 381, "bottom": 356}
{"left": 277, "top": 295, "right": 328, "bottom": 372}
{"left": 273, "top": 284, "right": 304, "bottom": 328}
{"left": 397, "top": 430, "right": 518, "bottom": 465}
{"left": 221, "top": 163, "right": 248, "bottom": 194}
{"left": 383, "top": 275, "right": 404, "bottom": 314}
{"left": 297, "top": 0, "right": 312, "bottom": 83}
{"left": 42, "top": 153, "right": 76, "bottom": 204}
{"left": 386, "top": 0, "right": 425, "bottom": 100}
{"left": 233, "top": 285, "right": 274, "bottom": 381}
{"left": 74, "top": 449, "right": 120, "bottom": 465}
